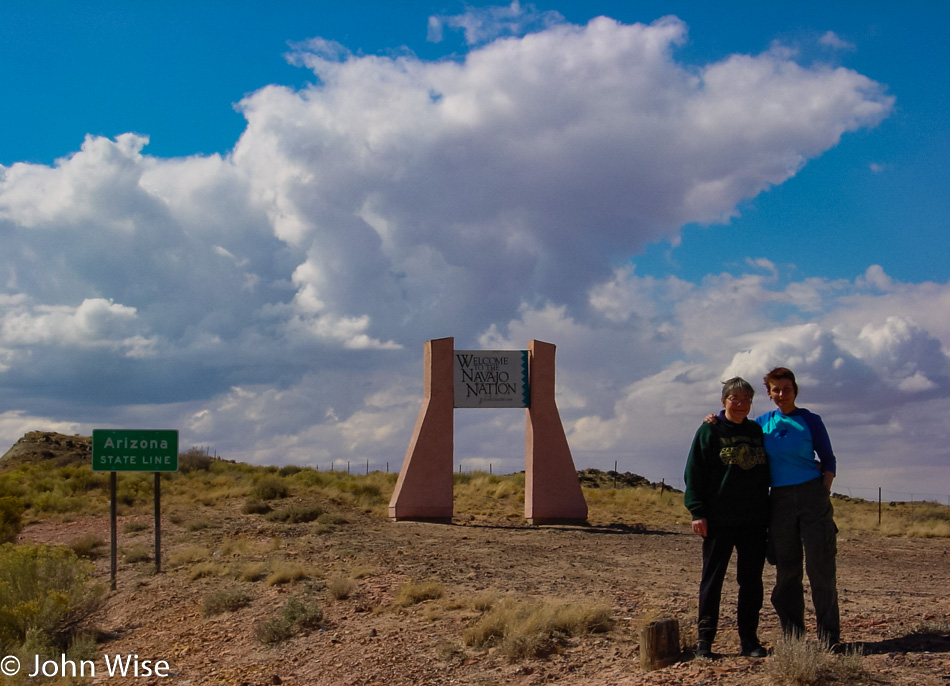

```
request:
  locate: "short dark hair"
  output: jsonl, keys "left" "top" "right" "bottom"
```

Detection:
{"left": 763, "top": 367, "right": 798, "bottom": 395}
{"left": 721, "top": 377, "right": 754, "bottom": 403}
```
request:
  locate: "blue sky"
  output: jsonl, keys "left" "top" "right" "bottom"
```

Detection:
{"left": 2, "top": 1, "right": 949, "bottom": 501}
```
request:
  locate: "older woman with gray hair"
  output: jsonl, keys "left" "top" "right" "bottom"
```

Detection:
{"left": 685, "top": 377, "right": 771, "bottom": 659}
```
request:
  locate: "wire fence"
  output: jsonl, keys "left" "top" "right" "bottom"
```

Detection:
{"left": 655, "top": 475, "right": 950, "bottom": 508}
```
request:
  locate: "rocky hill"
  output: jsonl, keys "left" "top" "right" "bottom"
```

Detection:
{"left": 0, "top": 430, "right": 91, "bottom": 468}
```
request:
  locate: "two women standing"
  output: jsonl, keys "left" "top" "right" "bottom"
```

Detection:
{"left": 685, "top": 367, "right": 841, "bottom": 657}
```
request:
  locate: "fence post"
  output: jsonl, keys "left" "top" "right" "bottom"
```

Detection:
{"left": 878, "top": 487, "right": 882, "bottom": 526}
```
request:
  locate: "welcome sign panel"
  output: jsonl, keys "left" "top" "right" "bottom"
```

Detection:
{"left": 454, "top": 350, "right": 529, "bottom": 408}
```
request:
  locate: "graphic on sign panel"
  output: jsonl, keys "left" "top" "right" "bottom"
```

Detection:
{"left": 454, "top": 350, "right": 529, "bottom": 408}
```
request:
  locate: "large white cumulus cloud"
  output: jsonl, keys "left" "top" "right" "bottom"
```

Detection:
{"left": 232, "top": 15, "right": 892, "bottom": 329}
{"left": 6, "top": 8, "right": 945, "bottom": 498}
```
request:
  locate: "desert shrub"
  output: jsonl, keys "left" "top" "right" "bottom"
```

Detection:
{"left": 393, "top": 580, "right": 444, "bottom": 608}
{"left": 266, "top": 563, "right": 308, "bottom": 586}
{"left": 32, "top": 491, "right": 80, "bottom": 514}
{"left": 255, "top": 596, "right": 323, "bottom": 644}
{"left": 115, "top": 474, "right": 153, "bottom": 508}
{"left": 766, "top": 636, "right": 869, "bottom": 685}
{"left": 121, "top": 545, "right": 151, "bottom": 564}
{"left": 281, "top": 597, "right": 324, "bottom": 629}
{"left": 122, "top": 520, "right": 149, "bottom": 533}
{"left": 0, "top": 477, "right": 26, "bottom": 500}
{"left": 463, "top": 598, "right": 613, "bottom": 659}
{"left": 0, "top": 543, "right": 104, "bottom": 655}
{"left": 251, "top": 476, "right": 290, "bottom": 501}
{"left": 340, "top": 481, "right": 383, "bottom": 506}
{"left": 0, "top": 497, "right": 26, "bottom": 544}
{"left": 59, "top": 466, "right": 108, "bottom": 494}
{"left": 313, "top": 512, "right": 347, "bottom": 534}
{"left": 242, "top": 498, "right": 272, "bottom": 515}
{"left": 265, "top": 503, "right": 325, "bottom": 524}
{"left": 448, "top": 593, "right": 497, "bottom": 613}
{"left": 238, "top": 562, "right": 269, "bottom": 582}
{"left": 287, "top": 468, "right": 331, "bottom": 488}
{"left": 327, "top": 577, "right": 357, "bottom": 600}
{"left": 255, "top": 615, "right": 295, "bottom": 645}
{"left": 202, "top": 588, "right": 252, "bottom": 617}
{"left": 168, "top": 545, "right": 208, "bottom": 566}
{"left": 453, "top": 471, "right": 474, "bottom": 485}
{"left": 185, "top": 517, "right": 215, "bottom": 532}
{"left": 68, "top": 535, "right": 106, "bottom": 559}
{"left": 188, "top": 562, "right": 223, "bottom": 580}
{"left": 219, "top": 537, "right": 256, "bottom": 557}
{"left": 278, "top": 465, "right": 303, "bottom": 477}
{"left": 178, "top": 448, "right": 214, "bottom": 474}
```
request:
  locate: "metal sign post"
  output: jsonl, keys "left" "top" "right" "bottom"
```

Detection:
{"left": 92, "top": 429, "right": 179, "bottom": 588}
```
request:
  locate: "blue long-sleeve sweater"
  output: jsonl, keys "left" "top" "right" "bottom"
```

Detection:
{"left": 755, "top": 407, "right": 837, "bottom": 487}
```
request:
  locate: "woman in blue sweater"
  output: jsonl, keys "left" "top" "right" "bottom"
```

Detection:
{"left": 758, "top": 367, "right": 840, "bottom": 649}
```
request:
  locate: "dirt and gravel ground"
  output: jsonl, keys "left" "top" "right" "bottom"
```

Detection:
{"left": 20, "top": 492, "right": 950, "bottom": 686}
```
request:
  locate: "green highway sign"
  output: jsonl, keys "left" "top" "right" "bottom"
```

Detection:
{"left": 92, "top": 429, "right": 179, "bottom": 472}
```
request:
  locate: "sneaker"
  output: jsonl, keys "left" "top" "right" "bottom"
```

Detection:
{"left": 695, "top": 641, "right": 717, "bottom": 659}
{"left": 740, "top": 643, "right": 768, "bottom": 658}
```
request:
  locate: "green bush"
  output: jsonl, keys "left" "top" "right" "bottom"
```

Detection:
{"left": 0, "top": 477, "right": 26, "bottom": 500}
{"left": 178, "top": 448, "right": 214, "bottom": 474}
{"left": 265, "top": 504, "right": 325, "bottom": 524}
{"left": 251, "top": 476, "right": 290, "bottom": 501}
{"left": 0, "top": 544, "right": 104, "bottom": 655}
{"left": 242, "top": 498, "right": 272, "bottom": 515}
{"left": 68, "top": 535, "right": 106, "bottom": 560}
{"left": 255, "top": 596, "right": 323, "bottom": 645}
{"left": 0, "top": 498, "right": 25, "bottom": 544}
{"left": 121, "top": 545, "right": 151, "bottom": 564}
{"left": 202, "top": 588, "right": 252, "bottom": 617}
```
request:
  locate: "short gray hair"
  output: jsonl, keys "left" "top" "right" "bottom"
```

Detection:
{"left": 721, "top": 377, "right": 755, "bottom": 402}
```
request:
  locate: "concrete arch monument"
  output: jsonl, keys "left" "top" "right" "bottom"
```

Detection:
{"left": 388, "top": 337, "right": 588, "bottom": 524}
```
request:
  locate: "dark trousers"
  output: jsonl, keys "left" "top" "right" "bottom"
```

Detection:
{"left": 698, "top": 524, "right": 768, "bottom": 645}
{"left": 769, "top": 478, "right": 840, "bottom": 646}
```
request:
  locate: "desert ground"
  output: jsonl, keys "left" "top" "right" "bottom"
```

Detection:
{"left": 4, "top": 431, "right": 949, "bottom": 685}
{"left": 19, "top": 488, "right": 950, "bottom": 686}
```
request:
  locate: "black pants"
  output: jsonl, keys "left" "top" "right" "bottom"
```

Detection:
{"left": 698, "top": 523, "right": 768, "bottom": 645}
{"left": 769, "top": 478, "right": 840, "bottom": 646}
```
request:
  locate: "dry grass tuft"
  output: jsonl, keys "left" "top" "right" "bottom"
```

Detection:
{"left": 462, "top": 597, "right": 613, "bottom": 660}
{"left": 237, "top": 562, "right": 270, "bottom": 582}
{"left": 168, "top": 545, "right": 209, "bottom": 567}
{"left": 265, "top": 562, "right": 309, "bottom": 586}
{"left": 766, "top": 636, "right": 870, "bottom": 685}
{"left": 202, "top": 588, "right": 253, "bottom": 616}
{"left": 328, "top": 576, "right": 357, "bottom": 600}
{"left": 392, "top": 580, "right": 445, "bottom": 608}
{"left": 189, "top": 562, "right": 224, "bottom": 580}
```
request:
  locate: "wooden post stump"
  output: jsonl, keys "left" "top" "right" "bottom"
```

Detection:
{"left": 640, "top": 618, "right": 680, "bottom": 671}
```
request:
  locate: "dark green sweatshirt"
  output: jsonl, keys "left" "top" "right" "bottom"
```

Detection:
{"left": 684, "top": 411, "right": 770, "bottom": 528}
